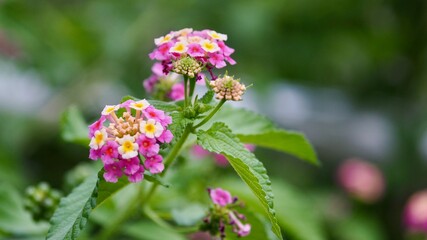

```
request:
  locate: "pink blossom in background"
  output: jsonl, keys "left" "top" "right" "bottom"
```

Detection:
{"left": 192, "top": 145, "right": 211, "bottom": 158}
{"left": 404, "top": 190, "right": 427, "bottom": 233}
{"left": 168, "top": 82, "right": 185, "bottom": 101}
{"left": 209, "top": 188, "right": 233, "bottom": 206}
{"left": 337, "top": 158, "right": 385, "bottom": 203}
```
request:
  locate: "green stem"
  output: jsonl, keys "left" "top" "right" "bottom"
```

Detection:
{"left": 188, "top": 77, "right": 196, "bottom": 103}
{"left": 193, "top": 99, "right": 226, "bottom": 129}
{"left": 184, "top": 75, "right": 188, "bottom": 108}
{"left": 139, "top": 124, "right": 192, "bottom": 208}
{"left": 96, "top": 183, "right": 145, "bottom": 240}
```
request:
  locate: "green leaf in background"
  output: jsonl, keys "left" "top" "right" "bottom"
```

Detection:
{"left": 47, "top": 173, "right": 98, "bottom": 240}
{"left": 171, "top": 204, "right": 205, "bottom": 226}
{"left": 207, "top": 106, "right": 275, "bottom": 135}
{"left": 61, "top": 105, "right": 89, "bottom": 146}
{"left": 0, "top": 184, "right": 49, "bottom": 236}
{"left": 196, "top": 122, "right": 282, "bottom": 239}
{"left": 122, "top": 221, "right": 186, "bottom": 240}
{"left": 203, "top": 105, "right": 319, "bottom": 165}
{"left": 238, "top": 129, "right": 319, "bottom": 165}
{"left": 333, "top": 213, "right": 385, "bottom": 240}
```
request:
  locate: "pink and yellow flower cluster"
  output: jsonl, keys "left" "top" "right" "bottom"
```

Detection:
{"left": 149, "top": 28, "right": 236, "bottom": 77}
{"left": 88, "top": 99, "right": 173, "bottom": 183}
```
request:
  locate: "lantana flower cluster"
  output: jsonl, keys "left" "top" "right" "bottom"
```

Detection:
{"left": 201, "top": 188, "right": 251, "bottom": 239}
{"left": 149, "top": 28, "right": 236, "bottom": 79}
{"left": 88, "top": 99, "right": 173, "bottom": 183}
{"left": 210, "top": 74, "right": 246, "bottom": 101}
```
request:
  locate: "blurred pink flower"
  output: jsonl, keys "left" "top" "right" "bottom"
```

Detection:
{"left": 209, "top": 188, "right": 233, "bottom": 206}
{"left": 404, "top": 190, "right": 427, "bottom": 233}
{"left": 337, "top": 158, "right": 385, "bottom": 203}
{"left": 168, "top": 82, "right": 185, "bottom": 101}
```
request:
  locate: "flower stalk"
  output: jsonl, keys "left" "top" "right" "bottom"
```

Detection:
{"left": 193, "top": 99, "right": 226, "bottom": 129}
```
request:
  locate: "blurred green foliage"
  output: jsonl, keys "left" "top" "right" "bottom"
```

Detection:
{"left": 0, "top": 0, "right": 426, "bottom": 239}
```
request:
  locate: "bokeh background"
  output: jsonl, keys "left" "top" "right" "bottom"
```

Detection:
{"left": 1, "top": 0, "right": 427, "bottom": 239}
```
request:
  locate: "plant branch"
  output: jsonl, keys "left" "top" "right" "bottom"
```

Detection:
{"left": 184, "top": 75, "right": 189, "bottom": 108}
{"left": 139, "top": 124, "right": 192, "bottom": 208}
{"left": 193, "top": 99, "right": 226, "bottom": 129}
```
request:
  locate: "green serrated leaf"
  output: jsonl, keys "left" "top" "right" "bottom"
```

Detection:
{"left": 238, "top": 130, "right": 319, "bottom": 165}
{"left": 202, "top": 106, "right": 319, "bottom": 165}
{"left": 123, "top": 221, "right": 186, "bottom": 240}
{"left": 196, "top": 122, "right": 282, "bottom": 239}
{"left": 47, "top": 173, "right": 98, "bottom": 240}
{"left": 150, "top": 100, "right": 181, "bottom": 112}
{"left": 61, "top": 105, "right": 89, "bottom": 146}
{"left": 0, "top": 184, "right": 49, "bottom": 236}
{"left": 168, "top": 112, "right": 193, "bottom": 144}
{"left": 199, "top": 90, "right": 214, "bottom": 104}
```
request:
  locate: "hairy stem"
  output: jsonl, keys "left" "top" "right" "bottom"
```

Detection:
{"left": 140, "top": 124, "right": 192, "bottom": 207}
{"left": 193, "top": 99, "right": 226, "bottom": 129}
{"left": 184, "top": 75, "right": 188, "bottom": 108}
{"left": 188, "top": 77, "right": 196, "bottom": 103}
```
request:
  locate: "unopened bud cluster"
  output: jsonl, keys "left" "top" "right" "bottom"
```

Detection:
{"left": 172, "top": 56, "right": 202, "bottom": 78}
{"left": 210, "top": 75, "right": 246, "bottom": 101}
{"left": 24, "top": 182, "right": 62, "bottom": 221}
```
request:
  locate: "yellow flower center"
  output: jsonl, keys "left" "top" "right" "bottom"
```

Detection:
{"left": 134, "top": 102, "right": 144, "bottom": 108}
{"left": 175, "top": 44, "right": 184, "bottom": 51}
{"left": 106, "top": 106, "right": 115, "bottom": 114}
{"left": 122, "top": 140, "right": 134, "bottom": 152}
{"left": 145, "top": 123, "right": 155, "bottom": 134}
{"left": 203, "top": 42, "right": 214, "bottom": 51}
{"left": 95, "top": 132, "right": 104, "bottom": 144}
